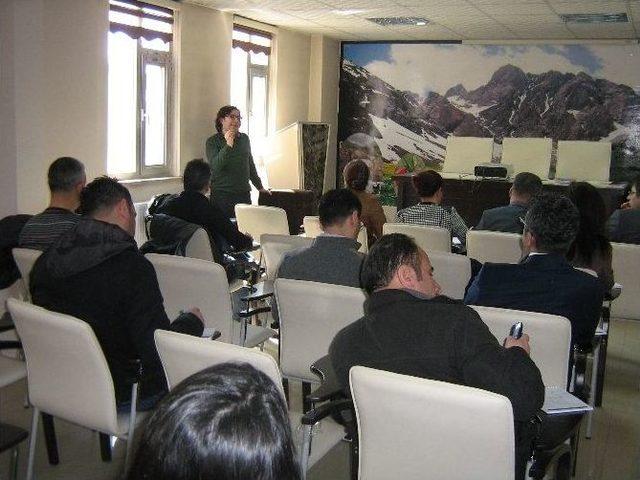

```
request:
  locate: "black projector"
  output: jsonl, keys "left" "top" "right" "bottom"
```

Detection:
{"left": 474, "top": 163, "right": 510, "bottom": 178}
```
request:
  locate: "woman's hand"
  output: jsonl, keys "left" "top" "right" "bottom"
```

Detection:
{"left": 224, "top": 129, "right": 236, "bottom": 148}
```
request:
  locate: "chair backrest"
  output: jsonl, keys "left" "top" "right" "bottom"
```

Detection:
{"left": 427, "top": 251, "right": 471, "bottom": 300}
{"left": 235, "top": 204, "right": 289, "bottom": 241}
{"left": 555, "top": 140, "right": 611, "bottom": 182}
{"left": 12, "top": 248, "right": 43, "bottom": 300}
{"left": 7, "top": 298, "right": 120, "bottom": 435}
{"left": 466, "top": 230, "right": 522, "bottom": 265}
{"left": 350, "top": 366, "right": 514, "bottom": 480}
{"left": 610, "top": 242, "right": 640, "bottom": 320}
{"left": 382, "top": 205, "right": 397, "bottom": 224}
{"left": 383, "top": 223, "right": 451, "bottom": 253}
{"left": 275, "top": 278, "right": 365, "bottom": 383}
{"left": 303, "top": 216, "right": 368, "bottom": 253}
{"left": 184, "top": 228, "right": 215, "bottom": 262}
{"left": 145, "top": 253, "right": 234, "bottom": 343}
{"left": 501, "top": 137, "right": 552, "bottom": 179}
{"left": 154, "top": 329, "right": 283, "bottom": 398}
{"left": 471, "top": 305, "right": 571, "bottom": 388}
{"left": 260, "top": 234, "right": 313, "bottom": 280}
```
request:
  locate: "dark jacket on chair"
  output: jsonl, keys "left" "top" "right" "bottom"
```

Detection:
{"left": 606, "top": 208, "right": 640, "bottom": 245}
{"left": 30, "top": 218, "right": 203, "bottom": 406}
{"left": 140, "top": 213, "right": 211, "bottom": 258}
{"left": 475, "top": 203, "right": 528, "bottom": 233}
{"left": 464, "top": 253, "right": 604, "bottom": 349}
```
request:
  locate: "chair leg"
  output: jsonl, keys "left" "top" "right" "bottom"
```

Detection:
{"left": 299, "top": 424, "right": 312, "bottom": 480}
{"left": 302, "top": 382, "right": 312, "bottom": 413}
{"left": 10, "top": 446, "right": 20, "bottom": 480}
{"left": 26, "top": 407, "right": 39, "bottom": 480}
{"left": 99, "top": 433, "right": 112, "bottom": 462}
{"left": 41, "top": 412, "right": 59, "bottom": 465}
{"left": 124, "top": 382, "right": 139, "bottom": 475}
{"left": 283, "top": 378, "right": 290, "bottom": 407}
{"left": 595, "top": 336, "right": 608, "bottom": 407}
{"left": 585, "top": 343, "right": 600, "bottom": 439}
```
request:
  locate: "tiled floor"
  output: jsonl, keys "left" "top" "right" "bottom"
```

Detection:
{"left": 1, "top": 318, "right": 638, "bottom": 480}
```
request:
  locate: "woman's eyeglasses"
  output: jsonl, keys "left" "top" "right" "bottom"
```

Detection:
{"left": 227, "top": 114, "right": 242, "bottom": 121}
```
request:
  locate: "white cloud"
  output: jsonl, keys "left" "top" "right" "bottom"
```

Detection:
{"left": 364, "top": 44, "right": 640, "bottom": 97}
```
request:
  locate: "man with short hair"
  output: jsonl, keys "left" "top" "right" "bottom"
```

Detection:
{"left": 606, "top": 175, "right": 640, "bottom": 245}
{"left": 19, "top": 157, "right": 86, "bottom": 250}
{"left": 31, "top": 177, "right": 204, "bottom": 409}
{"left": 465, "top": 193, "right": 604, "bottom": 350}
{"left": 329, "top": 233, "right": 544, "bottom": 480}
{"left": 475, "top": 172, "right": 542, "bottom": 233}
{"left": 156, "top": 159, "right": 253, "bottom": 252}
{"left": 277, "top": 188, "right": 364, "bottom": 287}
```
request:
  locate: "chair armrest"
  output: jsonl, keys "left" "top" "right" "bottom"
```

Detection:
{"left": 241, "top": 280, "right": 274, "bottom": 302}
{"left": 572, "top": 346, "right": 589, "bottom": 402}
{"left": 238, "top": 306, "right": 271, "bottom": 318}
{"left": 308, "top": 355, "right": 344, "bottom": 403}
{"left": 301, "top": 399, "right": 353, "bottom": 426}
{"left": 0, "top": 340, "right": 22, "bottom": 350}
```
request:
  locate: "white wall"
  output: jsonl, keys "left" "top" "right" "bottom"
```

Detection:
{"left": 274, "top": 28, "right": 311, "bottom": 130}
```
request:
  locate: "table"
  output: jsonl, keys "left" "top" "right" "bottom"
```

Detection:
{"left": 393, "top": 175, "right": 627, "bottom": 227}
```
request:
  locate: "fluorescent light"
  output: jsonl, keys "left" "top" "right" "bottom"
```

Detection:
{"left": 560, "top": 13, "right": 628, "bottom": 23}
{"left": 366, "top": 17, "right": 430, "bottom": 26}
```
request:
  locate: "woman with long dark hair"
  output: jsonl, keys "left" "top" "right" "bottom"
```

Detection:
{"left": 343, "top": 159, "right": 386, "bottom": 244}
{"left": 127, "top": 362, "right": 301, "bottom": 480}
{"left": 205, "top": 106, "right": 269, "bottom": 219}
{"left": 567, "top": 182, "right": 614, "bottom": 291}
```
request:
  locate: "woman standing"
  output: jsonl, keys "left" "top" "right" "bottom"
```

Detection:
{"left": 205, "top": 106, "right": 268, "bottom": 219}
{"left": 343, "top": 159, "right": 386, "bottom": 245}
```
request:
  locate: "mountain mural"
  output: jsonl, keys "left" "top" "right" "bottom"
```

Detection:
{"left": 338, "top": 59, "right": 640, "bottom": 182}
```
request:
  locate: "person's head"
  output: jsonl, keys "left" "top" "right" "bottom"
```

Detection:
{"left": 183, "top": 159, "right": 212, "bottom": 194}
{"left": 47, "top": 157, "right": 86, "bottom": 208}
{"left": 569, "top": 182, "right": 607, "bottom": 234}
{"left": 627, "top": 175, "right": 640, "bottom": 209}
{"left": 361, "top": 233, "right": 441, "bottom": 297}
{"left": 79, "top": 176, "right": 135, "bottom": 237}
{"left": 127, "top": 362, "right": 301, "bottom": 480}
{"left": 510, "top": 172, "right": 542, "bottom": 205}
{"left": 318, "top": 189, "right": 362, "bottom": 239}
{"left": 522, "top": 193, "right": 579, "bottom": 255}
{"left": 343, "top": 160, "right": 370, "bottom": 192}
{"left": 215, "top": 105, "right": 241, "bottom": 134}
{"left": 412, "top": 170, "right": 443, "bottom": 203}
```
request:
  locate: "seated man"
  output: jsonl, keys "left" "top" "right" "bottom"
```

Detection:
{"left": 19, "top": 157, "right": 86, "bottom": 250}
{"left": 30, "top": 177, "right": 204, "bottom": 409}
{"left": 277, "top": 188, "right": 365, "bottom": 287}
{"left": 465, "top": 194, "right": 604, "bottom": 351}
{"left": 475, "top": 172, "right": 542, "bottom": 233}
{"left": 607, "top": 175, "right": 640, "bottom": 245}
{"left": 156, "top": 159, "right": 253, "bottom": 252}
{"left": 396, "top": 169, "right": 469, "bottom": 246}
{"left": 329, "top": 233, "right": 544, "bottom": 480}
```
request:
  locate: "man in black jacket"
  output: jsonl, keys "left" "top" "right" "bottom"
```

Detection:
{"left": 329, "top": 233, "right": 544, "bottom": 480}
{"left": 157, "top": 159, "right": 253, "bottom": 252}
{"left": 31, "top": 177, "right": 204, "bottom": 409}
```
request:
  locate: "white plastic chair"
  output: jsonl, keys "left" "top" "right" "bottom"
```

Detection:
{"left": 383, "top": 223, "right": 451, "bottom": 253}
{"left": 234, "top": 204, "right": 290, "bottom": 241}
{"left": 154, "top": 330, "right": 345, "bottom": 477}
{"left": 8, "top": 299, "right": 142, "bottom": 480}
{"left": 146, "top": 253, "right": 275, "bottom": 348}
{"left": 350, "top": 366, "right": 515, "bottom": 480}
{"left": 260, "top": 234, "right": 313, "bottom": 280}
{"left": 610, "top": 242, "right": 639, "bottom": 320}
{"left": 427, "top": 251, "right": 471, "bottom": 300}
{"left": 466, "top": 230, "right": 522, "bottom": 264}
{"left": 184, "top": 227, "right": 215, "bottom": 262}
{"left": 11, "top": 248, "right": 42, "bottom": 301}
{"left": 302, "top": 216, "right": 368, "bottom": 253}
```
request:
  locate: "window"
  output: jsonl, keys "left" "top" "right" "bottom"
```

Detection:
{"left": 108, "top": 0, "right": 174, "bottom": 178}
{"left": 231, "top": 25, "right": 272, "bottom": 179}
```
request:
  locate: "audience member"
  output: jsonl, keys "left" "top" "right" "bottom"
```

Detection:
{"left": 465, "top": 194, "right": 603, "bottom": 350}
{"left": 475, "top": 172, "right": 542, "bottom": 233}
{"left": 568, "top": 182, "right": 614, "bottom": 292}
{"left": 127, "top": 363, "right": 301, "bottom": 480}
{"left": 329, "top": 233, "right": 544, "bottom": 480}
{"left": 277, "top": 189, "right": 365, "bottom": 287}
{"left": 156, "top": 159, "right": 253, "bottom": 252}
{"left": 30, "top": 177, "right": 204, "bottom": 409}
{"left": 396, "top": 169, "right": 468, "bottom": 245}
{"left": 19, "top": 157, "right": 86, "bottom": 250}
{"left": 607, "top": 175, "right": 640, "bottom": 245}
{"left": 343, "top": 159, "right": 386, "bottom": 245}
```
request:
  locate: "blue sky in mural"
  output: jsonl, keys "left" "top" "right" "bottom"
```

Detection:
{"left": 343, "top": 43, "right": 391, "bottom": 67}
{"left": 536, "top": 45, "right": 604, "bottom": 74}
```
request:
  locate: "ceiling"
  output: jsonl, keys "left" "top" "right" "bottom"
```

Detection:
{"left": 186, "top": 0, "right": 640, "bottom": 41}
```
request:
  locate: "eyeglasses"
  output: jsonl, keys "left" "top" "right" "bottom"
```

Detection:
{"left": 519, "top": 216, "right": 528, "bottom": 231}
{"left": 227, "top": 114, "right": 242, "bottom": 121}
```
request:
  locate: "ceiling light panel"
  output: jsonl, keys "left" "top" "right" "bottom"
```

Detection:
{"left": 366, "top": 17, "right": 430, "bottom": 26}
{"left": 560, "top": 13, "right": 628, "bottom": 23}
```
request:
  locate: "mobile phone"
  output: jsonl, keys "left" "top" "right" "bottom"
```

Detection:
{"left": 509, "top": 322, "right": 523, "bottom": 339}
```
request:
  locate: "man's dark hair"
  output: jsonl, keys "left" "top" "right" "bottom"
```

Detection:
{"left": 183, "top": 159, "right": 212, "bottom": 192}
{"left": 524, "top": 193, "right": 579, "bottom": 254}
{"left": 412, "top": 170, "right": 443, "bottom": 198}
{"left": 79, "top": 176, "right": 132, "bottom": 217}
{"left": 48, "top": 157, "right": 85, "bottom": 192}
{"left": 343, "top": 159, "right": 370, "bottom": 191}
{"left": 127, "top": 362, "right": 301, "bottom": 480}
{"left": 512, "top": 172, "right": 542, "bottom": 198}
{"left": 318, "top": 189, "right": 362, "bottom": 229}
{"left": 361, "top": 233, "right": 423, "bottom": 294}
{"left": 215, "top": 105, "right": 239, "bottom": 134}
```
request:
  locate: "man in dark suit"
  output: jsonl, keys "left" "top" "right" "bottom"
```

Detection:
{"left": 607, "top": 175, "right": 640, "bottom": 245}
{"left": 475, "top": 172, "right": 542, "bottom": 233}
{"left": 330, "top": 233, "right": 544, "bottom": 480}
{"left": 465, "top": 193, "right": 603, "bottom": 350}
